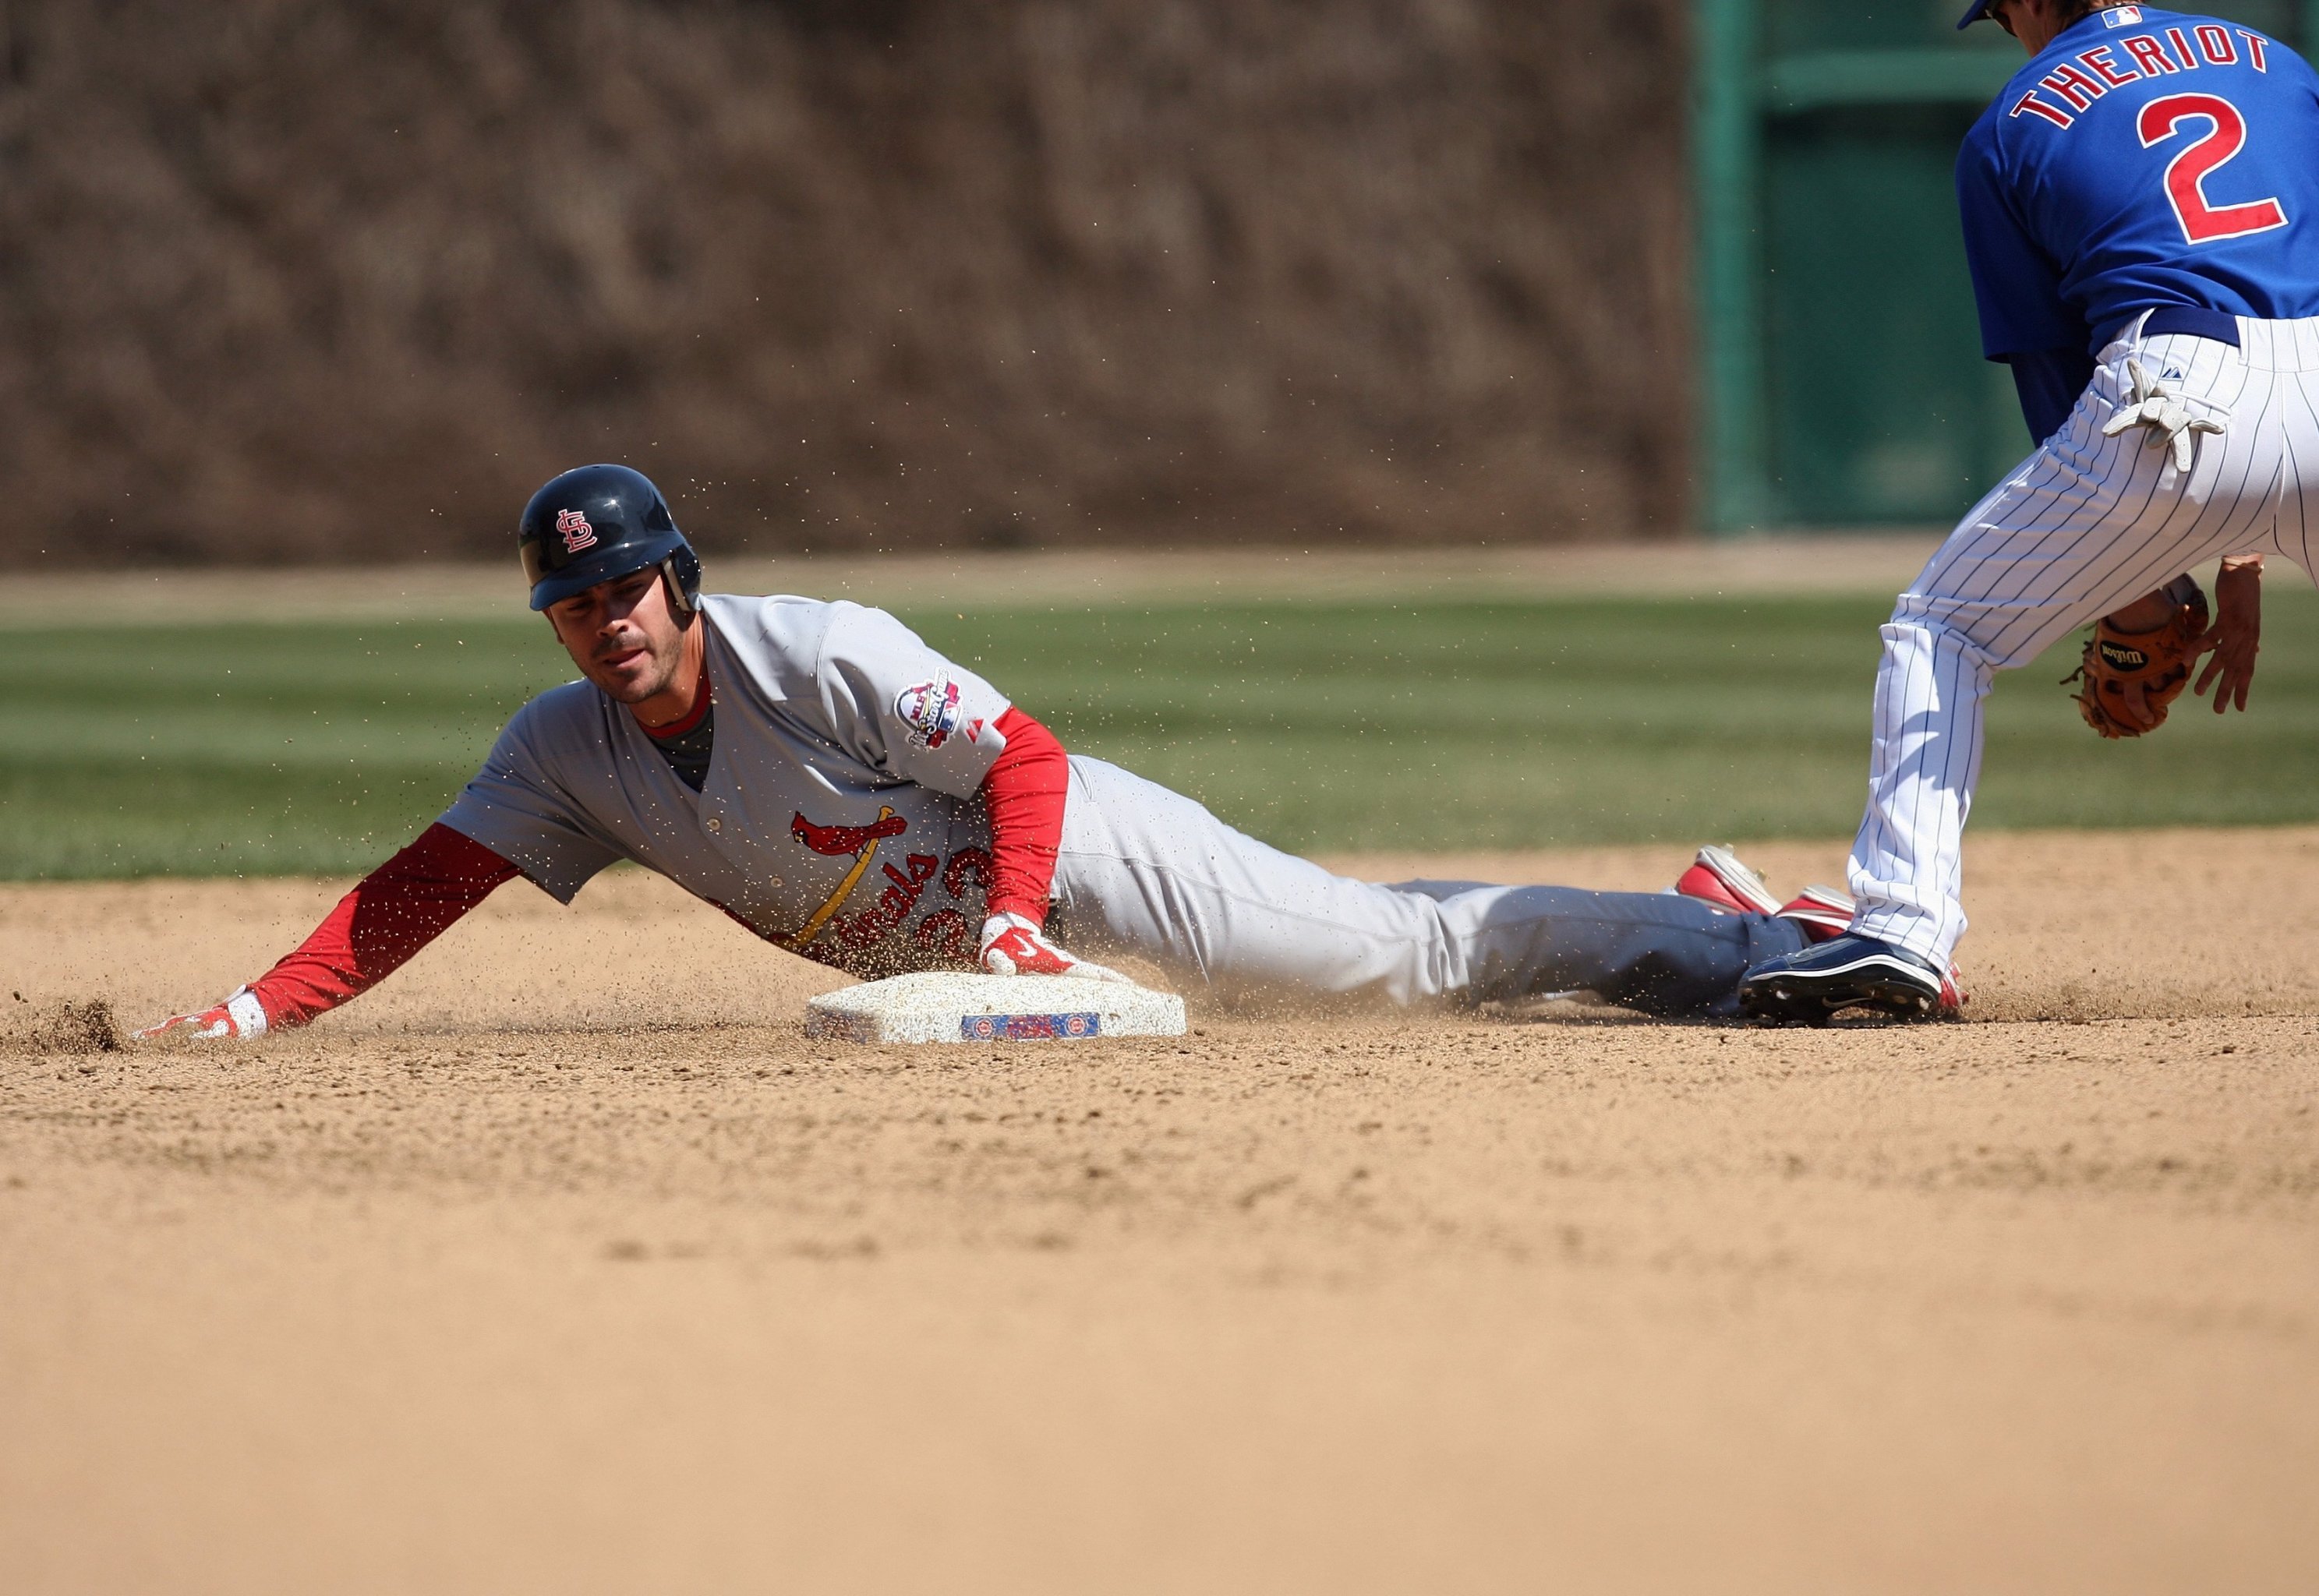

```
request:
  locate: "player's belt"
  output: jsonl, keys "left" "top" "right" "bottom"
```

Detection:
{"left": 2139, "top": 306, "right": 2242, "bottom": 347}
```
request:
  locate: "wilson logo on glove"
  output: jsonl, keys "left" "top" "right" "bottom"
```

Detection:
{"left": 2063, "top": 574, "right": 2210, "bottom": 740}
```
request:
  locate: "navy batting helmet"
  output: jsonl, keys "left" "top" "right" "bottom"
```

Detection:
{"left": 518, "top": 464, "right": 702, "bottom": 614}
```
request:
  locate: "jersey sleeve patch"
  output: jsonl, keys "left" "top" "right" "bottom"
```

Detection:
{"left": 896, "top": 674, "right": 965, "bottom": 750}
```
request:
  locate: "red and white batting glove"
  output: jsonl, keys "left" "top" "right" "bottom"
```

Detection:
{"left": 978, "top": 913, "right": 1131, "bottom": 983}
{"left": 134, "top": 986, "right": 269, "bottom": 1042}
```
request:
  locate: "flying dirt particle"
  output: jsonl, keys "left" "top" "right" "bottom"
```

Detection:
{"left": 24, "top": 1000, "right": 122, "bottom": 1056}
{"left": 602, "top": 1239, "right": 650, "bottom": 1262}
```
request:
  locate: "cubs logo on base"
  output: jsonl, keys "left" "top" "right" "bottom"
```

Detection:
{"left": 963, "top": 1012, "right": 1102, "bottom": 1041}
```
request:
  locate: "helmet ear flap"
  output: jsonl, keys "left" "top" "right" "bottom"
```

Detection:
{"left": 661, "top": 552, "right": 701, "bottom": 620}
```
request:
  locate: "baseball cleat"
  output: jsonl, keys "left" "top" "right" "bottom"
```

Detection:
{"left": 1776, "top": 885, "right": 1856, "bottom": 943}
{"left": 1674, "top": 845, "right": 1784, "bottom": 916}
{"left": 1769, "top": 885, "right": 1969, "bottom": 1008}
{"left": 1738, "top": 934, "right": 1953, "bottom": 1025}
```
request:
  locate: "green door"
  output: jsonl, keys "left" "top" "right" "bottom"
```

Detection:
{"left": 1764, "top": 101, "right": 2025, "bottom": 521}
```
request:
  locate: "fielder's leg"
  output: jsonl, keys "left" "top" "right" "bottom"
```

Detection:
{"left": 1050, "top": 757, "right": 1804, "bottom": 1017}
{"left": 1745, "top": 324, "right": 2283, "bottom": 1022}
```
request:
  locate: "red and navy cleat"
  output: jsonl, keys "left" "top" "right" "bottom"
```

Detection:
{"left": 1776, "top": 885, "right": 1855, "bottom": 943}
{"left": 1673, "top": 845, "right": 1783, "bottom": 916}
{"left": 1739, "top": 934, "right": 1956, "bottom": 1025}
{"left": 1769, "top": 884, "right": 1967, "bottom": 1009}
{"left": 1682, "top": 851, "right": 1966, "bottom": 1017}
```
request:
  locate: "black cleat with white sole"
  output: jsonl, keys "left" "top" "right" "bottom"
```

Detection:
{"left": 1738, "top": 933, "right": 1950, "bottom": 1025}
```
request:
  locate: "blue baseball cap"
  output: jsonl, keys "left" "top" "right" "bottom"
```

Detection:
{"left": 1957, "top": 0, "right": 1996, "bottom": 27}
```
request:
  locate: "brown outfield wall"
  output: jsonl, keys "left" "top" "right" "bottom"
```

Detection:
{"left": 0, "top": 0, "right": 1692, "bottom": 567}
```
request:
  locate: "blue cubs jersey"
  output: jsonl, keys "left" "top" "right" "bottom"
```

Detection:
{"left": 1960, "top": 6, "right": 2319, "bottom": 361}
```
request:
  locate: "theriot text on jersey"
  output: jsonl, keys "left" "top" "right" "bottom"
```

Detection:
{"left": 1958, "top": 8, "right": 2319, "bottom": 359}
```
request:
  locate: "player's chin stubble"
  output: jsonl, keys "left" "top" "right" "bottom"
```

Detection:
{"left": 550, "top": 620, "right": 668, "bottom": 704}
{"left": 587, "top": 642, "right": 676, "bottom": 704}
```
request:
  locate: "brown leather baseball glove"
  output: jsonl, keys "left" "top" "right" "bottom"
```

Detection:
{"left": 2063, "top": 574, "right": 2210, "bottom": 739}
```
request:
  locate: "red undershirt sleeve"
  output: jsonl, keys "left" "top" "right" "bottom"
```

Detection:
{"left": 979, "top": 707, "right": 1069, "bottom": 924}
{"left": 249, "top": 823, "right": 520, "bottom": 1029}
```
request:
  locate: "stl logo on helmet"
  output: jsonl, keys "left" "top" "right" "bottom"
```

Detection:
{"left": 556, "top": 509, "right": 599, "bottom": 555}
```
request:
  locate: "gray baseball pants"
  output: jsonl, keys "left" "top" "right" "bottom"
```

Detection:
{"left": 1050, "top": 757, "right": 1805, "bottom": 1018}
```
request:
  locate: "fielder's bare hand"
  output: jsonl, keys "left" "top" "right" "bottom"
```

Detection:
{"left": 978, "top": 913, "right": 1132, "bottom": 982}
{"left": 2194, "top": 556, "right": 2264, "bottom": 715}
{"left": 135, "top": 987, "right": 268, "bottom": 1042}
{"left": 2112, "top": 674, "right": 2160, "bottom": 733}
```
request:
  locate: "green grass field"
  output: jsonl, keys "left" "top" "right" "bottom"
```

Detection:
{"left": 6, "top": 591, "right": 2319, "bottom": 880}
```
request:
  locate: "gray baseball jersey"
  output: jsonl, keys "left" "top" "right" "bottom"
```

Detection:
{"left": 442, "top": 593, "right": 1016, "bottom": 974}
{"left": 443, "top": 591, "right": 1805, "bottom": 1012}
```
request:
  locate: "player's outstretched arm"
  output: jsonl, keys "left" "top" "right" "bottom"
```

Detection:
{"left": 973, "top": 708, "right": 1127, "bottom": 982}
{"left": 135, "top": 824, "right": 520, "bottom": 1041}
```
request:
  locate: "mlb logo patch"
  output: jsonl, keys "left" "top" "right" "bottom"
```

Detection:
{"left": 555, "top": 508, "right": 599, "bottom": 554}
{"left": 896, "top": 674, "right": 964, "bottom": 750}
{"left": 2104, "top": 5, "right": 2141, "bottom": 26}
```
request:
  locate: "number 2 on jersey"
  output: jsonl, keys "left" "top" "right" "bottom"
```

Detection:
{"left": 2139, "top": 94, "right": 2290, "bottom": 245}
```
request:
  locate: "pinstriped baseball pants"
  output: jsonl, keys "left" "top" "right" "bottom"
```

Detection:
{"left": 1850, "top": 312, "right": 2319, "bottom": 965}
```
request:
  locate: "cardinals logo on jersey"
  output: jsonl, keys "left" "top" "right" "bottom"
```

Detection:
{"left": 555, "top": 509, "right": 599, "bottom": 554}
{"left": 792, "top": 810, "right": 910, "bottom": 856}
{"left": 895, "top": 674, "right": 964, "bottom": 750}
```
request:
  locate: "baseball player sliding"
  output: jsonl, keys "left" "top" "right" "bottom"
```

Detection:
{"left": 1742, "top": 0, "right": 2319, "bottom": 1022}
{"left": 140, "top": 465, "right": 1877, "bottom": 1041}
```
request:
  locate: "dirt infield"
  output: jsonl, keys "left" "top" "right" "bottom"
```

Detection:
{"left": 4, "top": 829, "right": 2317, "bottom": 1593}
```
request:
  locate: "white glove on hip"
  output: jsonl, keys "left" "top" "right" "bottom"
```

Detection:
{"left": 2103, "top": 358, "right": 2227, "bottom": 473}
{"left": 977, "top": 913, "right": 1132, "bottom": 983}
{"left": 134, "top": 986, "right": 269, "bottom": 1042}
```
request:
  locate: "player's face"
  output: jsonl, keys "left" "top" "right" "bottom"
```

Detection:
{"left": 1988, "top": 0, "right": 2063, "bottom": 52}
{"left": 544, "top": 567, "right": 688, "bottom": 703}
